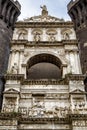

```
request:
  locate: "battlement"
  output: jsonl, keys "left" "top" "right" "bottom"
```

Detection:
{"left": 67, "top": 0, "right": 79, "bottom": 11}
{"left": 0, "top": 0, "right": 21, "bottom": 29}
{"left": 10, "top": 0, "right": 21, "bottom": 11}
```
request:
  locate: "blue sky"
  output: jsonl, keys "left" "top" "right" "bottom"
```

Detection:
{"left": 18, "top": 0, "right": 71, "bottom": 21}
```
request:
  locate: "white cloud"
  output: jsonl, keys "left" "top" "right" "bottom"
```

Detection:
{"left": 18, "top": 0, "right": 71, "bottom": 21}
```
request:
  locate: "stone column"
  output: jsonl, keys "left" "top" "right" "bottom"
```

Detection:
{"left": 65, "top": 50, "right": 71, "bottom": 73}
{"left": 62, "top": 65, "right": 67, "bottom": 78}
{"left": 69, "top": 51, "right": 76, "bottom": 74}
{"left": 74, "top": 50, "right": 82, "bottom": 74}
{"left": 19, "top": 50, "right": 24, "bottom": 74}
{"left": 10, "top": 50, "right": 15, "bottom": 68}
{"left": 7, "top": 50, "right": 12, "bottom": 73}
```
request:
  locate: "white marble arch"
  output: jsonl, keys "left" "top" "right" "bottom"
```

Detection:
{"left": 22, "top": 51, "right": 68, "bottom": 78}
{"left": 23, "top": 51, "right": 68, "bottom": 66}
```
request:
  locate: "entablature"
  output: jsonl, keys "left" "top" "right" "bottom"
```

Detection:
{"left": 10, "top": 40, "right": 78, "bottom": 47}
{"left": 15, "top": 21, "right": 74, "bottom": 28}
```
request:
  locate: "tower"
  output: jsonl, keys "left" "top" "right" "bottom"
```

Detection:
{"left": 67, "top": 0, "right": 87, "bottom": 74}
{"left": 0, "top": 0, "right": 21, "bottom": 108}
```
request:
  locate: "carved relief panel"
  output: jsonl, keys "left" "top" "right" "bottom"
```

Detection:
{"left": 2, "top": 97, "right": 17, "bottom": 112}
{"left": 17, "top": 29, "right": 28, "bottom": 40}
{"left": 30, "top": 94, "right": 45, "bottom": 117}
{"left": 32, "top": 29, "right": 43, "bottom": 42}
{"left": 61, "top": 28, "right": 72, "bottom": 40}
{"left": 46, "top": 29, "right": 57, "bottom": 42}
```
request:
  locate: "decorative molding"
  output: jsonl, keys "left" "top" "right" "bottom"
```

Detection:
{"left": 19, "top": 117, "right": 70, "bottom": 124}
{"left": 72, "top": 120, "right": 87, "bottom": 127}
{"left": 66, "top": 74, "right": 85, "bottom": 81}
{"left": 15, "top": 21, "right": 74, "bottom": 28}
{"left": 0, "top": 119, "right": 17, "bottom": 126}
{"left": 4, "top": 74, "right": 24, "bottom": 80}
{"left": 70, "top": 114, "right": 87, "bottom": 120}
{"left": 21, "top": 79, "right": 69, "bottom": 85}
{"left": 3, "top": 88, "right": 19, "bottom": 94}
{"left": 11, "top": 40, "right": 78, "bottom": 46}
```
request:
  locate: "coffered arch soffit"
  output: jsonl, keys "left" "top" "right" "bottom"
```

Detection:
{"left": 23, "top": 51, "right": 68, "bottom": 66}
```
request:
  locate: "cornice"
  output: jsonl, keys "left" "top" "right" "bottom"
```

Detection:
{"left": 66, "top": 74, "right": 85, "bottom": 81}
{"left": 19, "top": 117, "right": 70, "bottom": 124}
{"left": 10, "top": 40, "right": 78, "bottom": 47}
{"left": 15, "top": 21, "right": 74, "bottom": 28}
{"left": 69, "top": 114, "right": 87, "bottom": 120}
{"left": 4, "top": 74, "right": 24, "bottom": 81}
{"left": 0, "top": 112, "right": 21, "bottom": 120}
{"left": 21, "top": 79, "right": 69, "bottom": 85}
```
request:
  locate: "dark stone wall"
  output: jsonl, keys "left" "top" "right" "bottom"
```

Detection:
{"left": 68, "top": 0, "right": 87, "bottom": 74}
{"left": 0, "top": 0, "right": 21, "bottom": 109}
{"left": 0, "top": 20, "right": 12, "bottom": 76}
{"left": 76, "top": 28, "right": 87, "bottom": 74}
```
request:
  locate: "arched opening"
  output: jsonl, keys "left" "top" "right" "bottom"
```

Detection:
{"left": 26, "top": 54, "right": 62, "bottom": 80}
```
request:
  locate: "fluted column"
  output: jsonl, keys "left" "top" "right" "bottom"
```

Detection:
{"left": 69, "top": 51, "right": 75, "bottom": 74}
{"left": 65, "top": 51, "right": 71, "bottom": 73}
{"left": 19, "top": 50, "right": 24, "bottom": 74}
{"left": 7, "top": 50, "right": 12, "bottom": 72}
{"left": 62, "top": 65, "right": 67, "bottom": 78}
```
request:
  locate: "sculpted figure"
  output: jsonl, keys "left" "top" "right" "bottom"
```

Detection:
{"left": 11, "top": 63, "right": 18, "bottom": 74}
{"left": 49, "top": 34, "right": 55, "bottom": 42}
{"left": 40, "top": 5, "right": 47, "bottom": 11}
{"left": 34, "top": 32, "right": 41, "bottom": 42}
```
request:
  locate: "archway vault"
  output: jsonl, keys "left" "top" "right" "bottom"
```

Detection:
{"left": 26, "top": 53, "right": 63, "bottom": 80}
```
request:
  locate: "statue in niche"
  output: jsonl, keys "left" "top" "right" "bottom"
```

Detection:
{"left": 18, "top": 32, "right": 26, "bottom": 40}
{"left": 34, "top": 32, "right": 41, "bottom": 42}
{"left": 64, "top": 33, "right": 70, "bottom": 40}
{"left": 49, "top": 34, "right": 55, "bottom": 42}
{"left": 11, "top": 63, "right": 18, "bottom": 74}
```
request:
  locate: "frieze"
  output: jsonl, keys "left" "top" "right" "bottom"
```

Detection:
{"left": 46, "top": 93, "right": 69, "bottom": 99}
{"left": 20, "top": 93, "right": 32, "bottom": 98}
{"left": 21, "top": 85, "right": 68, "bottom": 90}
{"left": 11, "top": 40, "right": 77, "bottom": 46}
{"left": 66, "top": 74, "right": 85, "bottom": 80}
{"left": 15, "top": 21, "right": 74, "bottom": 28}
{"left": 19, "top": 123, "right": 70, "bottom": 129}
{"left": 0, "top": 120, "right": 17, "bottom": 126}
{"left": 21, "top": 79, "right": 69, "bottom": 85}
{"left": 18, "top": 105, "right": 69, "bottom": 119}
{"left": 72, "top": 120, "right": 87, "bottom": 127}
{"left": 4, "top": 74, "right": 24, "bottom": 80}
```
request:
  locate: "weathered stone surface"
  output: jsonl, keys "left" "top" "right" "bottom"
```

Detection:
{"left": 67, "top": 0, "right": 87, "bottom": 74}
{"left": 0, "top": 0, "right": 21, "bottom": 109}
